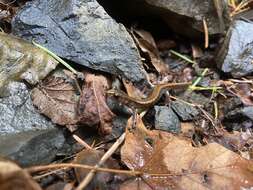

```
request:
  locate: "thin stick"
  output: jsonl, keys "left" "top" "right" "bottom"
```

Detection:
{"left": 26, "top": 162, "right": 140, "bottom": 176}
{"left": 170, "top": 50, "right": 197, "bottom": 65}
{"left": 203, "top": 18, "right": 209, "bottom": 48}
{"left": 73, "top": 135, "right": 93, "bottom": 149}
{"left": 190, "top": 68, "right": 209, "bottom": 89}
{"left": 76, "top": 132, "right": 126, "bottom": 190}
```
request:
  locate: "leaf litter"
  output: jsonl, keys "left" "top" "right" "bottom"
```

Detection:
{"left": 0, "top": 158, "right": 41, "bottom": 190}
{"left": 32, "top": 69, "right": 80, "bottom": 127}
{"left": 77, "top": 72, "right": 115, "bottom": 134}
{"left": 121, "top": 114, "right": 253, "bottom": 190}
{"left": 2, "top": 1, "right": 253, "bottom": 189}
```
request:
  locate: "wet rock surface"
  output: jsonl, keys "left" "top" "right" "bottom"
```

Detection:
{"left": 0, "top": 32, "right": 58, "bottom": 93}
{"left": 154, "top": 106, "right": 181, "bottom": 133}
{"left": 171, "top": 100, "right": 199, "bottom": 121}
{"left": 98, "top": 0, "right": 230, "bottom": 37}
{"left": 12, "top": 0, "right": 147, "bottom": 83}
{"left": 0, "top": 82, "right": 55, "bottom": 135}
{"left": 0, "top": 82, "right": 57, "bottom": 157}
{"left": 9, "top": 128, "right": 66, "bottom": 167}
{"left": 216, "top": 20, "right": 253, "bottom": 77}
{"left": 0, "top": 130, "right": 48, "bottom": 156}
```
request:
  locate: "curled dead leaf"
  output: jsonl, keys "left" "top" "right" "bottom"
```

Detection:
{"left": 78, "top": 73, "right": 115, "bottom": 134}
{"left": 32, "top": 69, "right": 79, "bottom": 126}
{"left": 0, "top": 158, "right": 41, "bottom": 190}
{"left": 131, "top": 29, "right": 169, "bottom": 74}
{"left": 121, "top": 115, "right": 253, "bottom": 190}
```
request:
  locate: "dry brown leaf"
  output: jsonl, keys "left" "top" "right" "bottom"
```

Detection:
{"left": 212, "top": 129, "right": 253, "bottom": 153}
{"left": 225, "top": 82, "right": 253, "bottom": 106}
{"left": 32, "top": 70, "right": 79, "bottom": 126}
{"left": 132, "top": 29, "right": 169, "bottom": 74}
{"left": 45, "top": 182, "right": 74, "bottom": 190}
{"left": 121, "top": 115, "right": 253, "bottom": 190}
{"left": 122, "top": 79, "right": 146, "bottom": 99}
{"left": 0, "top": 158, "right": 41, "bottom": 190}
{"left": 181, "top": 122, "right": 195, "bottom": 138}
{"left": 156, "top": 39, "right": 176, "bottom": 51}
{"left": 192, "top": 44, "right": 204, "bottom": 59}
{"left": 78, "top": 73, "right": 115, "bottom": 134}
{"left": 74, "top": 149, "right": 119, "bottom": 189}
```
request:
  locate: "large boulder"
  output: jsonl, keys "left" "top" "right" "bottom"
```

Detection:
{"left": 12, "top": 0, "right": 147, "bottom": 83}
{"left": 216, "top": 20, "right": 253, "bottom": 77}
{"left": 98, "top": 0, "right": 230, "bottom": 37}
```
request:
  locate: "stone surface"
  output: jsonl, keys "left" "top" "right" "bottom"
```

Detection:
{"left": 0, "top": 82, "right": 55, "bottom": 135}
{"left": 98, "top": 0, "right": 230, "bottom": 37}
{"left": 171, "top": 100, "right": 199, "bottom": 121}
{"left": 154, "top": 106, "right": 180, "bottom": 133}
{"left": 0, "top": 82, "right": 56, "bottom": 156}
{"left": 9, "top": 128, "right": 66, "bottom": 167}
{"left": 216, "top": 20, "right": 253, "bottom": 77}
{"left": 0, "top": 32, "right": 58, "bottom": 94}
{"left": 180, "top": 91, "right": 210, "bottom": 106}
{"left": 12, "top": 0, "right": 147, "bottom": 83}
{"left": 0, "top": 130, "right": 48, "bottom": 155}
{"left": 224, "top": 106, "right": 253, "bottom": 121}
{"left": 241, "top": 106, "right": 253, "bottom": 121}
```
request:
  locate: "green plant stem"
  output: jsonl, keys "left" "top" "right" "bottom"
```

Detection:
{"left": 32, "top": 40, "right": 78, "bottom": 74}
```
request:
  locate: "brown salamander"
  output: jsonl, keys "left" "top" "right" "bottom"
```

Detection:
{"left": 107, "top": 82, "right": 191, "bottom": 109}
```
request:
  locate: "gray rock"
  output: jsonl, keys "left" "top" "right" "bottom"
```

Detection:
{"left": 0, "top": 130, "right": 48, "bottom": 155}
{"left": 154, "top": 106, "right": 180, "bottom": 133}
{"left": 180, "top": 91, "right": 210, "bottom": 106}
{"left": 9, "top": 128, "right": 66, "bottom": 167}
{"left": 98, "top": 0, "right": 230, "bottom": 37}
{"left": 12, "top": 0, "right": 147, "bottom": 83}
{"left": 223, "top": 97, "right": 243, "bottom": 114}
{"left": 241, "top": 106, "right": 253, "bottom": 120}
{"left": 0, "top": 82, "right": 55, "bottom": 135}
{"left": 217, "top": 20, "right": 253, "bottom": 77}
{"left": 0, "top": 82, "right": 56, "bottom": 156}
{"left": 144, "top": 0, "right": 229, "bottom": 36}
{"left": 225, "top": 106, "right": 253, "bottom": 121}
{"left": 171, "top": 100, "right": 199, "bottom": 121}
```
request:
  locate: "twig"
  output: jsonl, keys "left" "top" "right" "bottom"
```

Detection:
{"left": 76, "top": 132, "right": 126, "bottom": 190}
{"left": 33, "top": 168, "right": 65, "bottom": 180}
{"left": 73, "top": 135, "right": 93, "bottom": 149}
{"left": 170, "top": 50, "right": 197, "bottom": 65}
{"left": 26, "top": 161, "right": 139, "bottom": 176}
{"left": 213, "top": 101, "right": 218, "bottom": 121}
{"left": 228, "top": 78, "right": 253, "bottom": 84}
{"left": 203, "top": 18, "right": 209, "bottom": 48}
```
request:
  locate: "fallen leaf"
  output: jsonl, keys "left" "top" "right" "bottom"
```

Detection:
{"left": 0, "top": 32, "right": 58, "bottom": 94}
{"left": 78, "top": 73, "right": 115, "bottom": 134}
{"left": 121, "top": 115, "right": 253, "bottom": 190}
{"left": 211, "top": 129, "right": 253, "bottom": 153}
{"left": 0, "top": 158, "right": 41, "bottom": 190}
{"left": 32, "top": 69, "right": 79, "bottom": 126}
{"left": 46, "top": 182, "right": 74, "bottom": 190}
{"left": 122, "top": 79, "right": 146, "bottom": 99}
{"left": 132, "top": 29, "right": 169, "bottom": 74}
{"left": 191, "top": 44, "right": 204, "bottom": 59}
{"left": 225, "top": 82, "right": 253, "bottom": 106}
{"left": 156, "top": 39, "right": 176, "bottom": 51}
{"left": 74, "top": 149, "right": 120, "bottom": 189}
{"left": 181, "top": 122, "right": 195, "bottom": 138}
